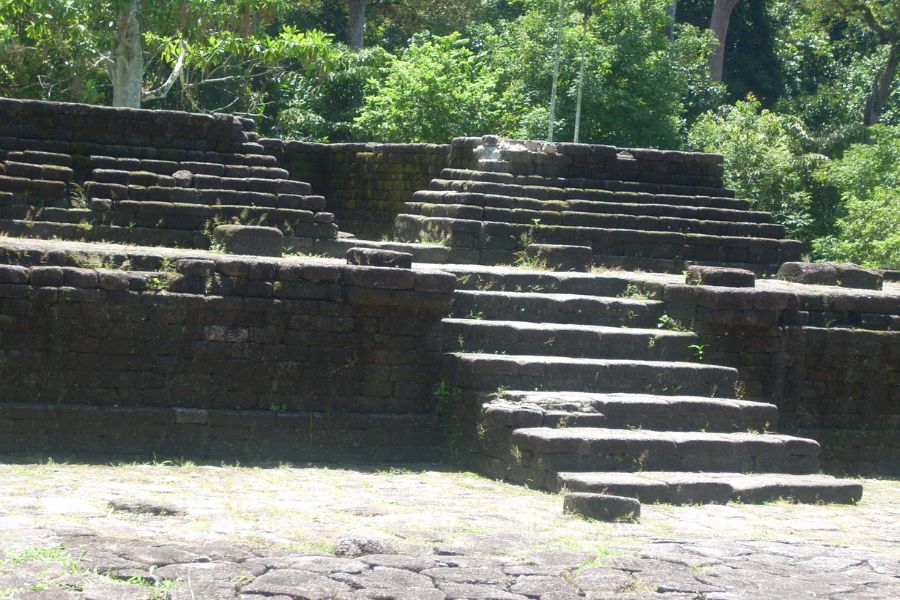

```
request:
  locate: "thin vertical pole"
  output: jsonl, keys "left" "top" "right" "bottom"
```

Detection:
{"left": 548, "top": 0, "right": 565, "bottom": 142}
{"left": 574, "top": 10, "right": 589, "bottom": 143}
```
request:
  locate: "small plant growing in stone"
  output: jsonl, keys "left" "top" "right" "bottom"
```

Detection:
{"left": 417, "top": 224, "right": 451, "bottom": 246}
{"left": 620, "top": 283, "right": 652, "bottom": 300}
{"left": 688, "top": 343, "right": 707, "bottom": 362}
{"left": 657, "top": 313, "right": 687, "bottom": 332}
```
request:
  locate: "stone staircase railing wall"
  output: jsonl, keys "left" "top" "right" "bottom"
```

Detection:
{"left": 662, "top": 282, "right": 899, "bottom": 475}
{"left": 260, "top": 139, "right": 479, "bottom": 239}
{"left": 260, "top": 138, "right": 731, "bottom": 242}
{"left": 0, "top": 243, "right": 455, "bottom": 461}
{"left": 0, "top": 98, "right": 339, "bottom": 248}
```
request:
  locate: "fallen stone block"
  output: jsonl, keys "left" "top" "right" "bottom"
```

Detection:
{"left": 212, "top": 224, "right": 283, "bottom": 257}
{"left": 346, "top": 247, "right": 413, "bottom": 269}
{"left": 525, "top": 244, "right": 593, "bottom": 272}
{"left": 777, "top": 262, "right": 883, "bottom": 290}
{"left": 685, "top": 265, "right": 755, "bottom": 288}
{"left": 563, "top": 493, "right": 640, "bottom": 522}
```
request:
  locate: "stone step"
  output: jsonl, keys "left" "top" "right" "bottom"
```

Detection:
{"left": 442, "top": 264, "right": 662, "bottom": 297}
{"left": 442, "top": 318, "right": 697, "bottom": 361}
{"left": 557, "top": 471, "right": 863, "bottom": 505}
{"left": 85, "top": 182, "right": 323, "bottom": 211}
{"left": 89, "top": 156, "right": 290, "bottom": 179}
{"left": 394, "top": 215, "right": 802, "bottom": 269}
{"left": 437, "top": 171, "right": 741, "bottom": 206}
{"left": 510, "top": 427, "right": 820, "bottom": 476}
{"left": 5, "top": 150, "right": 74, "bottom": 167}
{"left": 2, "top": 161, "right": 74, "bottom": 183}
{"left": 88, "top": 170, "right": 310, "bottom": 196}
{"left": 0, "top": 175, "right": 67, "bottom": 200}
{"left": 0, "top": 136, "right": 279, "bottom": 166}
{"left": 0, "top": 203, "right": 329, "bottom": 235}
{"left": 406, "top": 200, "right": 783, "bottom": 239}
{"left": 101, "top": 201, "right": 324, "bottom": 232}
{"left": 445, "top": 353, "right": 739, "bottom": 397}
{"left": 449, "top": 290, "right": 663, "bottom": 327}
{"left": 491, "top": 390, "right": 778, "bottom": 432}
{"left": 412, "top": 190, "right": 773, "bottom": 223}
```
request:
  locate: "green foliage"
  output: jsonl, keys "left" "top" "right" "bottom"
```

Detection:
{"left": 488, "top": 0, "right": 720, "bottom": 147}
{"left": 278, "top": 46, "right": 389, "bottom": 141}
{"left": 812, "top": 125, "right": 900, "bottom": 268}
{"left": 355, "top": 33, "right": 505, "bottom": 142}
{"left": 688, "top": 97, "right": 833, "bottom": 242}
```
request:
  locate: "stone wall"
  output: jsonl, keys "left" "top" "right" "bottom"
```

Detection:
{"left": 661, "top": 281, "right": 899, "bottom": 473}
{"left": 0, "top": 97, "right": 254, "bottom": 154}
{"left": 261, "top": 138, "right": 479, "bottom": 239}
{"left": 501, "top": 142, "right": 726, "bottom": 190}
{"left": 0, "top": 243, "right": 455, "bottom": 460}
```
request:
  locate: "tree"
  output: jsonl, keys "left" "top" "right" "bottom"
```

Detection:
{"left": 0, "top": 1, "right": 334, "bottom": 111}
{"left": 488, "top": 0, "right": 718, "bottom": 148}
{"left": 688, "top": 97, "right": 832, "bottom": 243}
{"left": 813, "top": 125, "right": 900, "bottom": 268}
{"left": 355, "top": 33, "right": 505, "bottom": 142}
{"left": 347, "top": 0, "right": 366, "bottom": 49}
{"left": 806, "top": 1, "right": 899, "bottom": 126}
{"left": 708, "top": 0, "right": 739, "bottom": 81}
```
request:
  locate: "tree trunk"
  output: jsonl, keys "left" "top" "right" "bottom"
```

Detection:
{"left": 111, "top": 0, "right": 143, "bottom": 107}
{"left": 666, "top": 0, "right": 678, "bottom": 44}
{"left": 708, "top": 0, "right": 739, "bottom": 82}
{"left": 347, "top": 0, "right": 366, "bottom": 50}
{"left": 869, "top": 42, "right": 899, "bottom": 126}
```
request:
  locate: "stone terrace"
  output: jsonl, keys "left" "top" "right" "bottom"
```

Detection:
{"left": 395, "top": 137, "right": 801, "bottom": 273}
{"left": 0, "top": 102, "right": 896, "bottom": 522}
{"left": 0, "top": 99, "right": 338, "bottom": 248}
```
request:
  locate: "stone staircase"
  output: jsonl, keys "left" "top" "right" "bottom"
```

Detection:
{"left": 394, "top": 139, "right": 802, "bottom": 273}
{"left": 440, "top": 265, "right": 863, "bottom": 505}
{"left": 0, "top": 99, "right": 338, "bottom": 247}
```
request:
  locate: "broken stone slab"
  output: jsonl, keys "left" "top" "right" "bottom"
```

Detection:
{"left": 685, "top": 265, "right": 755, "bottom": 288}
{"left": 525, "top": 244, "right": 592, "bottom": 272}
{"left": 563, "top": 493, "right": 640, "bottom": 522}
{"left": 346, "top": 247, "right": 413, "bottom": 269}
{"left": 212, "top": 225, "right": 283, "bottom": 257}
{"left": 777, "top": 262, "right": 883, "bottom": 290}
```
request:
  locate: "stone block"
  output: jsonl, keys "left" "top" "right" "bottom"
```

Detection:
{"left": 0, "top": 265, "right": 28, "bottom": 284}
{"left": 212, "top": 225, "right": 283, "bottom": 257}
{"left": 563, "top": 493, "right": 640, "bottom": 522}
{"left": 346, "top": 247, "right": 413, "bottom": 269}
{"left": 777, "top": 262, "right": 883, "bottom": 290}
{"left": 525, "top": 244, "right": 593, "bottom": 272}
{"left": 685, "top": 265, "right": 755, "bottom": 288}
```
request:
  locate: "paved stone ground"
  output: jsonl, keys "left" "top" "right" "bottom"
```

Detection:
{"left": 0, "top": 461, "right": 896, "bottom": 599}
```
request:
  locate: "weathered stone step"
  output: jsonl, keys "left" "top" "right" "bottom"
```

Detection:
{"left": 412, "top": 189, "right": 773, "bottom": 223}
{"left": 433, "top": 174, "right": 745, "bottom": 209}
{"left": 440, "top": 169, "right": 738, "bottom": 200}
{"left": 445, "top": 353, "right": 738, "bottom": 397}
{"left": 4, "top": 150, "right": 74, "bottom": 166}
{"left": 395, "top": 215, "right": 802, "bottom": 269}
{"left": 442, "top": 318, "right": 697, "bottom": 360}
{"left": 2, "top": 161, "right": 73, "bottom": 183}
{"left": 442, "top": 264, "right": 662, "bottom": 296}
{"left": 90, "top": 156, "right": 290, "bottom": 179}
{"left": 0, "top": 175, "right": 67, "bottom": 200}
{"left": 407, "top": 200, "right": 783, "bottom": 239}
{"left": 85, "top": 182, "right": 323, "bottom": 211}
{"left": 493, "top": 391, "right": 778, "bottom": 432}
{"left": 89, "top": 171, "right": 310, "bottom": 196}
{"left": 510, "top": 427, "right": 820, "bottom": 476}
{"left": 557, "top": 471, "right": 863, "bottom": 505}
{"left": 449, "top": 290, "right": 663, "bottom": 327}
{"left": 0, "top": 136, "right": 279, "bottom": 166}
